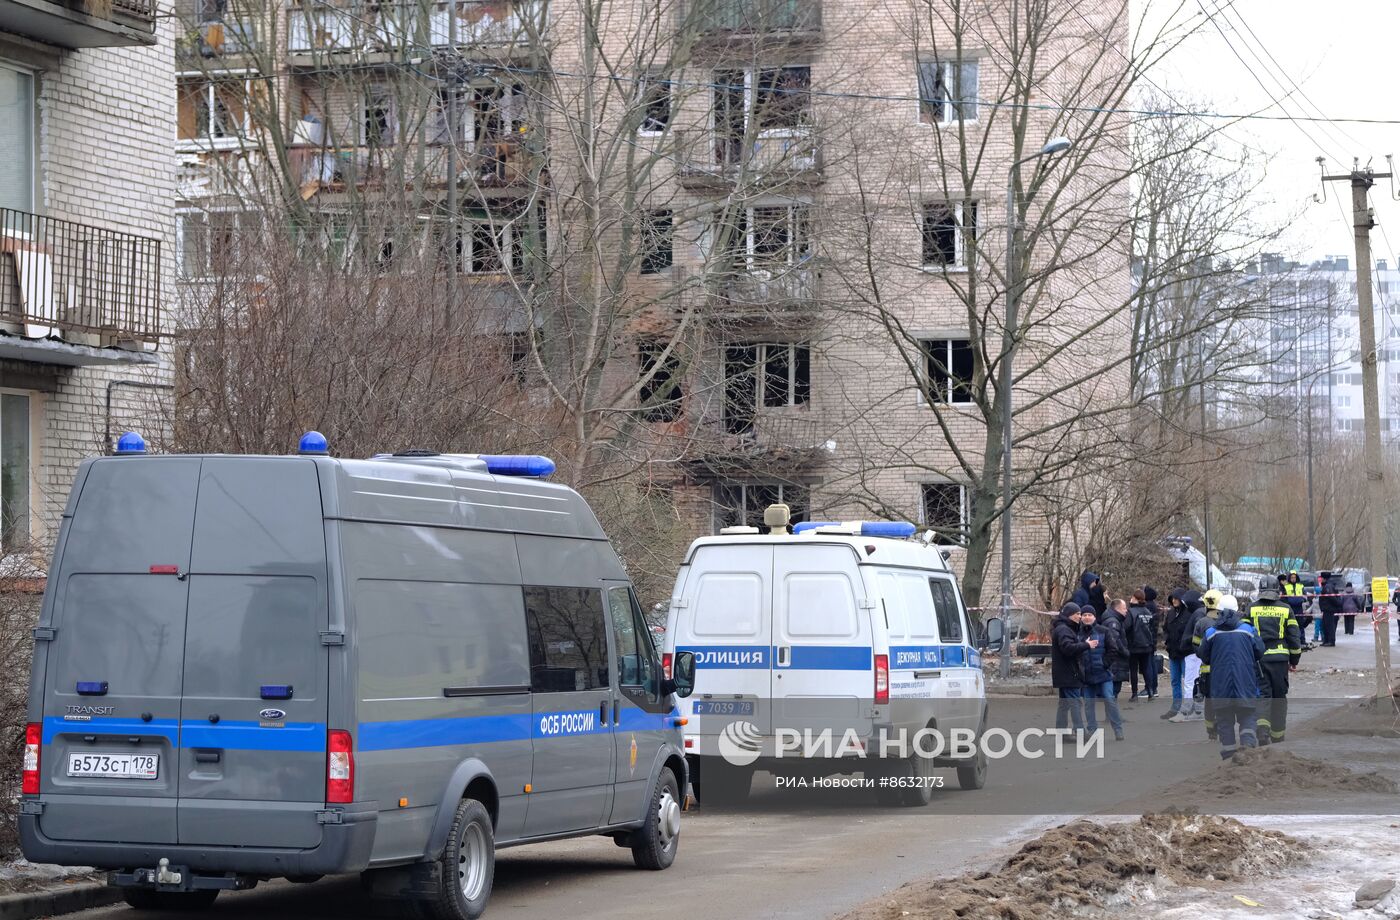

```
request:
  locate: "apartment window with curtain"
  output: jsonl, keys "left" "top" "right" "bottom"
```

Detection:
{"left": 917, "top": 58, "right": 979, "bottom": 125}
{"left": 0, "top": 64, "right": 35, "bottom": 212}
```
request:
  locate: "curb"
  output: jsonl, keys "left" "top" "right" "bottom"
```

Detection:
{"left": 0, "top": 882, "right": 122, "bottom": 920}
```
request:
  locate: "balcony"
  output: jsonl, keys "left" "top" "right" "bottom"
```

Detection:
{"left": 0, "top": 0, "right": 155, "bottom": 47}
{"left": 293, "top": 137, "right": 532, "bottom": 195}
{"left": 689, "top": 411, "right": 830, "bottom": 477}
{"left": 704, "top": 266, "right": 821, "bottom": 329}
{"left": 0, "top": 209, "right": 161, "bottom": 365}
{"left": 676, "top": 128, "right": 822, "bottom": 191}
{"left": 286, "top": 0, "right": 539, "bottom": 58}
{"left": 176, "top": 17, "right": 259, "bottom": 59}
{"left": 680, "top": 0, "right": 821, "bottom": 47}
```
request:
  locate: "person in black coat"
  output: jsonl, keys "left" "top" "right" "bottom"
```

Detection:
{"left": 1098, "top": 598, "right": 1131, "bottom": 697}
{"left": 1126, "top": 588, "right": 1160, "bottom": 699}
{"left": 1143, "top": 585, "right": 1160, "bottom": 617}
{"left": 1051, "top": 602, "right": 1094, "bottom": 731}
{"left": 1161, "top": 589, "right": 1190, "bottom": 718}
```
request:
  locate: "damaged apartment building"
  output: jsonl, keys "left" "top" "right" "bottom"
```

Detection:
{"left": 0, "top": 0, "right": 173, "bottom": 552}
{"left": 172, "top": 0, "right": 1129, "bottom": 568}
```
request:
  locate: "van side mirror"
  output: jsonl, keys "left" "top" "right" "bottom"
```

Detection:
{"left": 663, "top": 650, "right": 696, "bottom": 698}
{"left": 981, "top": 617, "right": 1006, "bottom": 655}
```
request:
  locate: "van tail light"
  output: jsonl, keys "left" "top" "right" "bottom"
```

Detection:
{"left": 22, "top": 722, "right": 41, "bottom": 794}
{"left": 662, "top": 653, "right": 673, "bottom": 679}
{"left": 326, "top": 730, "right": 354, "bottom": 804}
{"left": 874, "top": 655, "right": 890, "bottom": 704}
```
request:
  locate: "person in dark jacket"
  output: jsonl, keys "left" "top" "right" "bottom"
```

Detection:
{"left": 1161, "top": 589, "right": 1191, "bottom": 719}
{"left": 1126, "top": 589, "right": 1160, "bottom": 699}
{"left": 1143, "top": 585, "right": 1160, "bottom": 617}
{"left": 1318, "top": 572, "right": 1343, "bottom": 646}
{"left": 1088, "top": 580, "right": 1108, "bottom": 617}
{"left": 1341, "top": 583, "right": 1360, "bottom": 636}
{"left": 1051, "top": 603, "right": 1093, "bottom": 731}
{"left": 1099, "top": 598, "right": 1131, "bottom": 697}
{"left": 1071, "top": 572, "right": 1099, "bottom": 611}
{"left": 1197, "top": 608, "right": 1265, "bottom": 759}
{"left": 1079, "top": 608, "right": 1125, "bottom": 740}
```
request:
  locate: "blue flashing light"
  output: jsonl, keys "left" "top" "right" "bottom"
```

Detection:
{"left": 298, "top": 431, "right": 329, "bottom": 455}
{"left": 115, "top": 431, "right": 146, "bottom": 454}
{"left": 860, "top": 522, "right": 917, "bottom": 539}
{"left": 793, "top": 521, "right": 840, "bottom": 534}
{"left": 260, "top": 684, "right": 294, "bottom": 700}
{"left": 75, "top": 681, "right": 109, "bottom": 696}
{"left": 480, "top": 455, "right": 556, "bottom": 478}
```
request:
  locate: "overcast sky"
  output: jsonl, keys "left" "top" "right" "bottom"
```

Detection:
{"left": 1147, "top": 0, "right": 1400, "bottom": 266}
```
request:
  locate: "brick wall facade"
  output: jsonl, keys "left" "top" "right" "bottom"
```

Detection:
{"left": 0, "top": 16, "right": 176, "bottom": 549}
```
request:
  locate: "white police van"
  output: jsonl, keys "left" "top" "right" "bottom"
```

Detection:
{"left": 664, "top": 510, "right": 1002, "bottom": 807}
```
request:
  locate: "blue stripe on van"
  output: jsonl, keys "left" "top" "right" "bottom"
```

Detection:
{"left": 682, "top": 646, "right": 770, "bottom": 669}
{"left": 180, "top": 720, "right": 326, "bottom": 752}
{"left": 782, "top": 645, "right": 872, "bottom": 671}
{"left": 359, "top": 707, "right": 683, "bottom": 752}
{"left": 359, "top": 713, "right": 534, "bottom": 751}
{"left": 43, "top": 717, "right": 179, "bottom": 745}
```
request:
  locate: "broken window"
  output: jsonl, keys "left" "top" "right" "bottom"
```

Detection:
{"left": 749, "top": 205, "right": 811, "bottom": 268}
{"left": 363, "top": 86, "right": 396, "bottom": 145}
{"left": 712, "top": 482, "right": 810, "bottom": 533}
{"left": 638, "top": 341, "right": 684, "bottom": 422}
{"left": 178, "top": 77, "right": 249, "bottom": 142}
{"left": 754, "top": 66, "right": 812, "bottom": 130}
{"left": 920, "top": 483, "right": 967, "bottom": 546}
{"left": 921, "top": 201, "right": 976, "bottom": 268}
{"left": 724, "top": 342, "right": 811, "bottom": 432}
{"left": 641, "top": 210, "right": 673, "bottom": 274}
{"left": 921, "top": 338, "right": 975, "bottom": 404}
{"left": 638, "top": 74, "right": 671, "bottom": 133}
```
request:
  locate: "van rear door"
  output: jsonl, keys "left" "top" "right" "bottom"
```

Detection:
{"left": 675, "top": 545, "right": 773, "bottom": 736}
{"left": 175, "top": 458, "right": 329, "bottom": 848}
{"left": 772, "top": 544, "right": 871, "bottom": 738}
{"left": 38, "top": 457, "right": 201, "bottom": 845}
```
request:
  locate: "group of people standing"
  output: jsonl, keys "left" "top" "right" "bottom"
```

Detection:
{"left": 1050, "top": 573, "right": 1162, "bottom": 742}
{"left": 1052, "top": 572, "right": 1304, "bottom": 760}
{"left": 1282, "top": 569, "right": 1362, "bottom": 647}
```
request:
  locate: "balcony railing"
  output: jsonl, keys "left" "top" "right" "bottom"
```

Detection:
{"left": 0, "top": 0, "right": 156, "bottom": 46}
{"left": 706, "top": 266, "right": 821, "bottom": 327}
{"left": 691, "top": 411, "right": 829, "bottom": 473}
{"left": 177, "top": 18, "right": 260, "bottom": 57}
{"left": 676, "top": 128, "right": 822, "bottom": 189}
{"left": 287, "top": 0, "right": 539, "bottom": 53}
{"left": 0, "top": 209, "right": 161, "bottom": 347}
{"left": 294, "top": 137, "right": 531, "bottom": 191}
{"left": 681, "top": 0, "right": 821, "bottom": 41}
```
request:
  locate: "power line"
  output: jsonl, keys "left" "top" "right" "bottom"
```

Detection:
{"left": 196, "top": 46, "right": 1400, "bottom": 128}
{"left": 1194, "top": 0, "right": 1348, "bottom": 164}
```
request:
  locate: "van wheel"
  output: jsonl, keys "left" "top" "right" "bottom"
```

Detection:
{"left": 422, "top": 798, "right": 494, "bottom": 920}
{"left": 121, "top": 889, "right": 219, "bottom": 911}
{"left": 631, "top": 767, "right": 681, "bottom": 870}
{"left": 695, "top": 757, "right": 751, "bottom": 806}
{"left": 874, "top": 753, "right": 936, "bottom": 807}
{"left": 956, "top": 748, "right": 988, "bottom": 790}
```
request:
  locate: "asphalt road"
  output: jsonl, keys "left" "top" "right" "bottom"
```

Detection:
{"left": 64, "top": 623, "right": 1390, "bottom": 920}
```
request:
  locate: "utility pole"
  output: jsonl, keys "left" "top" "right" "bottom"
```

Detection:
{"left": 1321, "top": 165, "right": 1394, "bottom": 701}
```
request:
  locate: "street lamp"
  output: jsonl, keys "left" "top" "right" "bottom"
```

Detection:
{"left": 999, "top": 136, "right": 1073, "bottom": 680}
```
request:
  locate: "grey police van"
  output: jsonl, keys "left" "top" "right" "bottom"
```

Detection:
{"left": 19, "top": 435, "right": 697, "bottom": 919}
